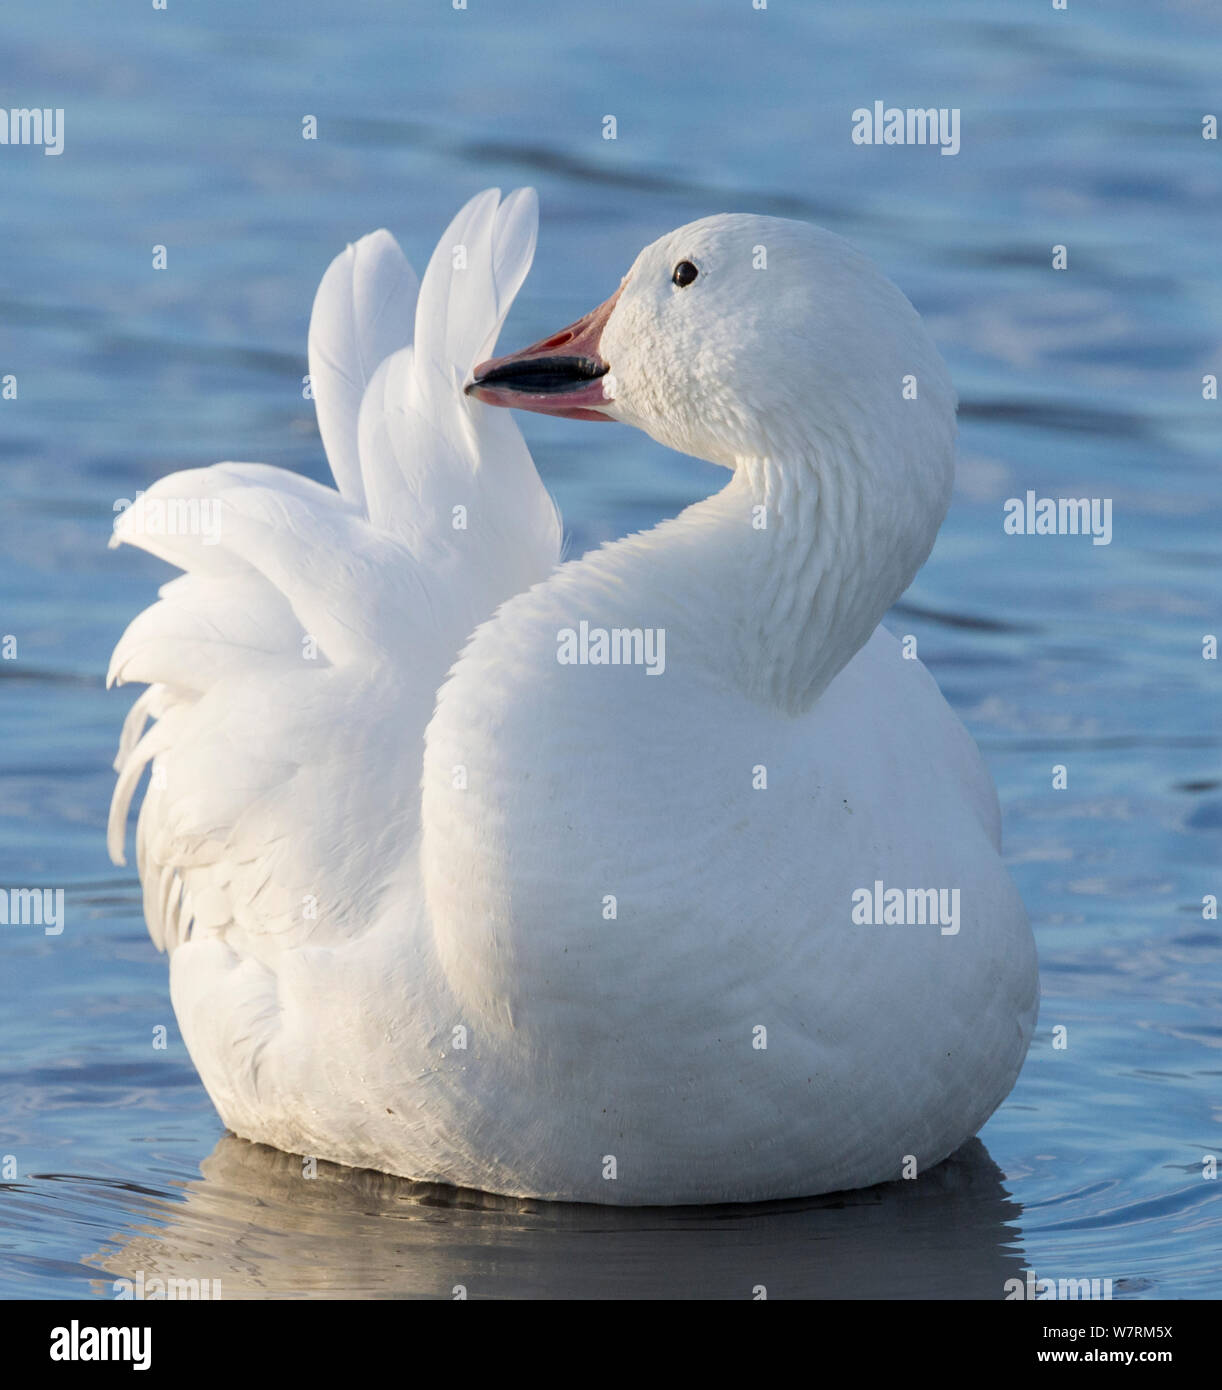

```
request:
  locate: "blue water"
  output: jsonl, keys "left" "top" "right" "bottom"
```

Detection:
{"left": 1, "top": 0, "right": 1220, "bottom": 1298}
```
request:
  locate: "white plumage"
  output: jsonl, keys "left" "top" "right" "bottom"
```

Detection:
{"left": 109, "top": 188, "right": 1038, "bottom": 1204}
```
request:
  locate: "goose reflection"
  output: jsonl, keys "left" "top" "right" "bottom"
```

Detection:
{"left": 88, "top": 1134, "right": 1028, "bottom": 1299}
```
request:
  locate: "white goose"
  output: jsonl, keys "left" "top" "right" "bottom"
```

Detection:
{"left": 109, "top": 188, "right": 1038, "bottom": 1206}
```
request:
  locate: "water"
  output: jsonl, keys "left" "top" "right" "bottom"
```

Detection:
{"left": 2, "top": 0, "right": 1220, "bottom": 1299}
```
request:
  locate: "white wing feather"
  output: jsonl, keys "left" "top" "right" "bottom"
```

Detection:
{"left": 307, "top": 228, "right": 419, "bottom": 510}
{"left": 109, "top": 189, "right": 560, "bottom": 964}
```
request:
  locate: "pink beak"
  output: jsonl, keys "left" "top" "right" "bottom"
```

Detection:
{"left": 465, "top": 286, "right": 622, "bottom": 422}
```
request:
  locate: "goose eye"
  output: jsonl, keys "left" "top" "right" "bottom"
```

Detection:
{"left": 672, "top": 260, "right": 699, "bottom": 288}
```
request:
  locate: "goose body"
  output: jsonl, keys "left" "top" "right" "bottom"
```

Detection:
{"left": 109, "top": 189, "right": 1038, "bottom": 1205}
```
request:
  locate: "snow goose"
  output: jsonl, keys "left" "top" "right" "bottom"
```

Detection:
{"left": 109, "top": 188, "right": 1038, "bottom": 1205}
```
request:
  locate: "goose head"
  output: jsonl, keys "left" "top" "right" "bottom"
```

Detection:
{"left": 467, "top": 212, "right": 956, "bottom": 494}
{"left": 468, "top": 214, "right": 958, "bottom": 711}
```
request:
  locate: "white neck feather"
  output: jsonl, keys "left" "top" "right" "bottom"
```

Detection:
{"left": 637, "top": 436, "right": 946, "bottom": 719}
{"left": 734, "top": 454, "right": 871, "bottom": 714}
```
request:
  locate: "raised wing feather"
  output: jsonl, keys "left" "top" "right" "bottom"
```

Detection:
{"left": 307, "top": 228, "right": 419, "bottom": 510}
{"left": 109, "top": 189, "right": 560, "bottom": 962}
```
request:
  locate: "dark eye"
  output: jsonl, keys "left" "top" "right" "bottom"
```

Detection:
{"left": 672, "top": 260, "right": 699, "bottom": 288}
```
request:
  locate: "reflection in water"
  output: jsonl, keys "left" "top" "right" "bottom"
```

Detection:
{"left": 89, "top": 1135, "right": 1027, "bottom": 1299}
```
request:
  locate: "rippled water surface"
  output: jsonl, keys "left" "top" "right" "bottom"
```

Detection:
{"left": 2, "top": 0, "right": 1220, "bottom": 1298}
